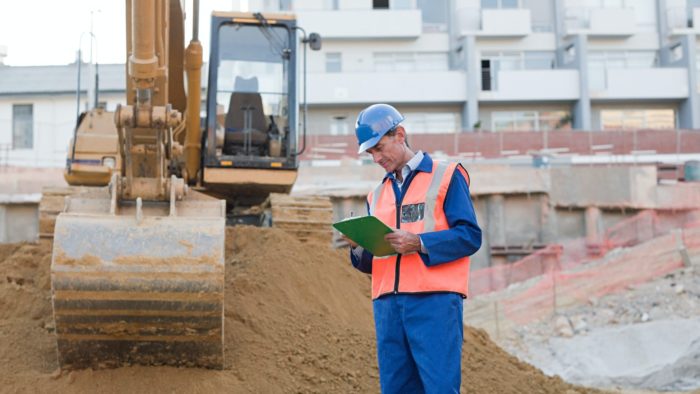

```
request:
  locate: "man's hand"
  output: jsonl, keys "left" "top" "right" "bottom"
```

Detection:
{"left": 342, "top": 235, "right": 359, "bottom": 249}
{"left": 385, "top": 230, "right": 421, "bottom": 255}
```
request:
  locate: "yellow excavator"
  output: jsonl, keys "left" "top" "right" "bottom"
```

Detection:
{"left": 49, "top": 0, "right": 327, "bottom": 369}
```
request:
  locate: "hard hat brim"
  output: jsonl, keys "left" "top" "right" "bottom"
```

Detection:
{"left": 357, "top": 134, "right": 383, "bottom": 154}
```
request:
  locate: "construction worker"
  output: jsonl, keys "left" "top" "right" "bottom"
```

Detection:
{"left": 348, "top": 103, "right": 481, "bottom": 393}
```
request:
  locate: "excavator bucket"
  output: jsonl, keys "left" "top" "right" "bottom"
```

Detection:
{"left": 50, "top": 186, "right": 226, "bottom": 369}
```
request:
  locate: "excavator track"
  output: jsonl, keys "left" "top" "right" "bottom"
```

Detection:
{"left": 269, "top": 193, "right": 333, "bottom": 244}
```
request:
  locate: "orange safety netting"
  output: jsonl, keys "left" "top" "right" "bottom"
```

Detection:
{"left": 470, "top": 209, "right": 700, "bottom": 326}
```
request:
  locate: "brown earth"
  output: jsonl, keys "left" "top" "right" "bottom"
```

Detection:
{"left": 0, "top": 227, "right": 602, "bottom": 393}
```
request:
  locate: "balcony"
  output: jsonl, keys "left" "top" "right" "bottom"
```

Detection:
{"left": 296, "top": 9, "right": 421, "bottom": 39}
{"left": 589, "top": 68, "right": 688, "bottom": 100}
{"left": 480, "top": 70, "right": 579, "bottom": 102}
{"left": 565, "top": 7, "right": 636, "bottom": 37}
{"left": 667, "top": 6, "right": 700, "bottom": 35}
{"left": 480, "top": 9, "right": 531, "bottom": 37}
{"left": 456, "top": 7, "right": 531, "bottom": 37}
{"left": 308, "top": 71, "right": 466, "bottom": 104}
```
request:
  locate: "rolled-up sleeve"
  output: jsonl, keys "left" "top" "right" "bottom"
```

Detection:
{"left": 418, "top": 168, "right": 482, "bottom": 267}
{"left": 349, "top": 201, "right": 374, "bottom": 274}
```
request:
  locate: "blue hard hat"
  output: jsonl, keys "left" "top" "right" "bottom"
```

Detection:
{"left": 355, "top": 104, "right": 405, "bottom": 154}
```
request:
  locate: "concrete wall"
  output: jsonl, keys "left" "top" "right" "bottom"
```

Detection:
{"left": 550, "top": 166, "right": 658, "bottom": 208}
{"left": 0, "top": 200, "right": 38, "bottom": 243}
{"left": 301, "top": 161, "right": 700, "bottom": 270}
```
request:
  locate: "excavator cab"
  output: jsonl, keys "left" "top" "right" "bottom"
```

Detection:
{"left": 202, "top": 13, "right": 301, "bottom": 209}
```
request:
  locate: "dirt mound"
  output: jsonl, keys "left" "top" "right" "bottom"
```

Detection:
{"left": 0, "top": 242, "right": 53, "bottom": 320}
{"left": 0, "top": 227, "right": 601, "bottom": 393}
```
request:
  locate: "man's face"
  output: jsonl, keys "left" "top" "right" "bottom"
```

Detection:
{"left": 366, "top": 128, "right": 406, "bottom": 173}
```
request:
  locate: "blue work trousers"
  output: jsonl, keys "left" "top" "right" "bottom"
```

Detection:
{"left": 373, "top": 293, "right": 464, "bottom": 394}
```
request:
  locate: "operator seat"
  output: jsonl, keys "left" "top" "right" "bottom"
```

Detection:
{"left": 224, "top": 76, "right": 269, "bottom": 155}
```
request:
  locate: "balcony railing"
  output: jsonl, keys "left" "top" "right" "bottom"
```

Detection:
{"left": 588, "top": 68, "right": 688, "bottom": 99}
{"left": 480, "top": 69, "right": 579, "bottom": 101}
{"left": 296, "top": 9, "right": 421, "bottom": 39}
{"left": 456, "top": 7, "right": 532, "bottom": 37}
{"left": 666, "top": 6, "right": 700, "bottom": 34}
{"left": 565, "top": 7, "right": 636, "bottom": 36}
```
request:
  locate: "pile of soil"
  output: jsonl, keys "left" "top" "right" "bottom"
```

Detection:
{"left": 0, "top": 227, "right": 600, "bottom": 393}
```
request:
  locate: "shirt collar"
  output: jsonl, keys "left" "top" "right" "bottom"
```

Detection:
{"left": 383, "top": 151, "right": 434, "bottom": 182}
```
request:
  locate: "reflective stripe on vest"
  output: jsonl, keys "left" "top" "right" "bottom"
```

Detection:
{"left": 367, "top": 161, "right": 471, "bottom": 300}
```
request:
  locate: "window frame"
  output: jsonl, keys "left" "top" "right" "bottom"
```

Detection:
{"left": 12, "top": 103, "right": 34, "bottom": 150}
{"left": 325, "top": 52, "right": 342, "bottom": 73}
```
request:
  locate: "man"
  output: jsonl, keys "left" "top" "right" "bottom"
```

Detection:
{"left": 348, "top": 103, "right": 481, "bottom": 394}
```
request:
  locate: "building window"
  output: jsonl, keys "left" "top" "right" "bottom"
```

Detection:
{"left": 588, "top": 51, "right": 657, "bottom": 90}
{"left": 481, "top": 0, "right": 520, "bottom": 9}
{"left": 402, "top": 113, "right": 458, "bottom": 134}
{"left": 12, "top": 104, "right": 33, "bottom": 150}
{"left": 588, "top": 51, "right": 657, "bottom": 69}
{"left": 391, "top": 0, "right": 415, "bottom": 9}
{"left": 481, "top": 60, "right": 493, "bottom": 91}
{"left": 325, "top": 53, "right": 342, "bottom": 73}
{"left": 600, "top": 109, "right": 675, "bottom": 130}
{"left": 696, "top": 53, "right": 700, "bottom": 91}
{"left": 373, "top": 0, "right": 389, "bottom": 9}
{"left": 373, "top": 52, "right": 448, "bottom": 72}
{"left": 330, "top": 116, "right": 349, "bottom": 135}
{"left": 491, "top": 111, "right": 570, "bottom": 131}
{"left": 481, "top": 51, "right": 555, "bottom": 90}
{"left": 523, "top": 0, "right": 554, "bottom": 32}
{"left": 323, "top": 0, "right": 339, "bottom": 10}
{"left": 417, "top": 0, "right": 447, "bottom": 32}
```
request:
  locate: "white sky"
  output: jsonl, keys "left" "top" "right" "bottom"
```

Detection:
{"left": 0, "top": 0, "right": 245, "bottom": 66}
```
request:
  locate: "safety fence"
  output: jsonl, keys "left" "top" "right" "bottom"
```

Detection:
{"left": 466, "top": 210, "right": 700, "bottom": 335}
{"left": 471, "top": 209, "right": 700, "bottom": 297}
{"left": 301, "top": 129, "right": 700, "bottom": 162}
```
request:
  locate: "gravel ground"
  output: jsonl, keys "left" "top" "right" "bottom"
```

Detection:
{"left": 501, "top": 260, "right": 700, "bottom": 392}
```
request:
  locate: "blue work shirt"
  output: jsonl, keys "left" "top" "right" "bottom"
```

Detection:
{"left": 350, "top": 153, "right": 481, "bottom": 274}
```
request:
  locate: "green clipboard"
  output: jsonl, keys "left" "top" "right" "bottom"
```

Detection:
{"left": 332, "top": 215, "right": 397, "bottom": 257}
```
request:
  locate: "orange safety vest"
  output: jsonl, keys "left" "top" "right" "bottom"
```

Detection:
{"left": 367, "top": 161, "right": 471, "bottom": 300}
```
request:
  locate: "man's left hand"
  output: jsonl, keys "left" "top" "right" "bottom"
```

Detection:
{"left": 385, "top": 230, "right": 421, "bottom": 255}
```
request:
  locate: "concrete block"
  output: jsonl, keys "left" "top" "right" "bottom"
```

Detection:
{"left": 550, "top": 166, "right": 657, "bottom": 209}
{"left": 467, "top": 165, "right": 550, "bottom": 196}
{"left": 0, "top": 202, "right": 38, "bottom": 243}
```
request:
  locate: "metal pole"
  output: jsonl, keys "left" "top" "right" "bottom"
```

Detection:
{"left": 75, "top": 48, "right": 82, "bottom": 125}
{"left": 70, "top": 47, "right": 83, "bottom": 174}
{"left": 292, "top": 26, "right": 309, "bottom": 157}
{"left": 193, "top": 0, "right": 199, "bottom": 41}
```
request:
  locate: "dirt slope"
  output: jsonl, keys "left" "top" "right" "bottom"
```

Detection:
{"left": 0, "top": 227, "right": 599, "bottom": 393}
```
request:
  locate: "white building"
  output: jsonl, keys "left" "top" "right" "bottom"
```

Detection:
{"left": 0, "top": 63, "right": 124, "bottom": 168}
{"left": 1, "top": 0, "right": 699, "bottom": 168}
{"left": 286, "top": 0, "right": 700, "bottom": 134}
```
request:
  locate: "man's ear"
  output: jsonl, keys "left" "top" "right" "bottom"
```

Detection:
{"left": 395, "top": 126, "right": 406, "bottom": 144}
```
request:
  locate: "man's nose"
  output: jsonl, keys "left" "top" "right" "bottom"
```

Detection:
{"left": 371, "top": 151, "right": 382, "bottom": 163}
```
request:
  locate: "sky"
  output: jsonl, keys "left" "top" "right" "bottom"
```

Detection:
{"left": 0, "top": 0, "right": 245, "bottom": 66}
